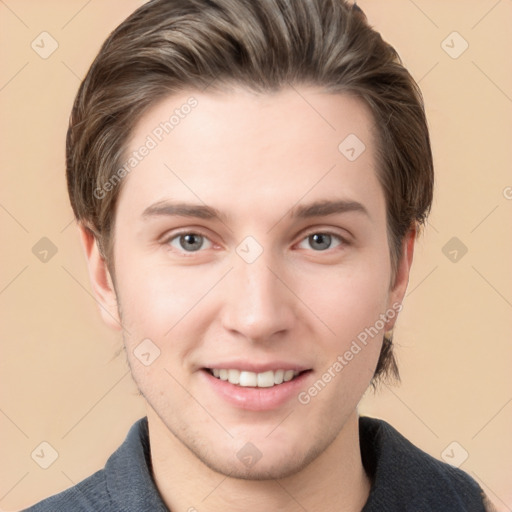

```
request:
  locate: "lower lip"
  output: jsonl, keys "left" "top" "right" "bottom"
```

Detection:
{"left": 200, "top": 369, "right": 313, "bottom": 411}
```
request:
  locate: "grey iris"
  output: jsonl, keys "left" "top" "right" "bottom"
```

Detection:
{"left": 180, "top": 234, "right": 204, "bottom": 251}
{"left": 309, "top": 233, "right": 331, "bottom": 251}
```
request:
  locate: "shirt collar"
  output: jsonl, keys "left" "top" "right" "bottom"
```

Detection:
{"left": 105, "top": 417, "right": 169, "bottom": 511}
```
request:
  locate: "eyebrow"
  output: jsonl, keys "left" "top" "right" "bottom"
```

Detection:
{"left": 142, "top": 201, "right": 229, "bottom": 222}
{"left": 290, "top": 199, "right": 368, "bottom": 219}
{"left": 141, "top": 198, "right": 369, "bottom": 222}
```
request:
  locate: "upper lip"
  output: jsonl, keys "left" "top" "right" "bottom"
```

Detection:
{"left": 202, "top": 360, "right": 312, "bottom": 373}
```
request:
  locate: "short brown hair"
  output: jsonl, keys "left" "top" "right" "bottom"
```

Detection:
{"left": 66, "top": 0, "right": 434, "bottom": 384}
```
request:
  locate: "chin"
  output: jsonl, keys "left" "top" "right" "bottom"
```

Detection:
{"left": 201, "top": 450, "right": 314, "bottom": 481}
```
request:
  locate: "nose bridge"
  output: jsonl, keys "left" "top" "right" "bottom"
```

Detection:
{"left": 221, "top": 244, "right": 293, "bottom": 340}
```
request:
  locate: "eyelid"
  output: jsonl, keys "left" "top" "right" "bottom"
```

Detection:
{"left": 160, "top": 225, "right": 214, "bottom": 242}
{"left": 298, "top": 227, "right": 351, "bottom": 245}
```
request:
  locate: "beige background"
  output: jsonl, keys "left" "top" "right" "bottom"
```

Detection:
{"left": 1, "top": 1, "right": 511, "bottom": 510}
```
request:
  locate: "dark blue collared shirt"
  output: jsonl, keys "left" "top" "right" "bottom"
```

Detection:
{"left": 23, "top": 416, "right": 491, "bottom": 511}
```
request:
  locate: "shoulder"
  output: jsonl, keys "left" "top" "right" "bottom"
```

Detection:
{"left": 360, "top": 416, "right": 495, "bottom": 512}
{"left": 22, "top": 468, "right": 109, "bottom": 512}
{"left": 22, "top": 417, "right": 168, "bottom": 512}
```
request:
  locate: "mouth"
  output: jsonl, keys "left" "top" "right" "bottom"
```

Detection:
{"left": 200, "top": 365, "right": 314, "bottom": 411}
{"left": 203, "top": 368, "right": 311, "bottom": 388}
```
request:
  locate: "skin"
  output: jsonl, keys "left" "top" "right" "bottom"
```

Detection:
{"left": 80, "top": 87, "right": 414, "bottom": 512}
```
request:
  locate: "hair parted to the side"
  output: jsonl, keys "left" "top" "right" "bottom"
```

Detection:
{"left": 66, "top": 0, "right": 433, "bottom": 385}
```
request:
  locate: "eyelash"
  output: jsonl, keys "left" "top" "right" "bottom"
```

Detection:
{"left": 164, "top": 229, "right": 348, "bottom": 254}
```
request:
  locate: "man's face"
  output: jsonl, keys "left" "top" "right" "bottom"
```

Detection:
{"left": 94, "top": 87, "right": 410, "bottom": 479}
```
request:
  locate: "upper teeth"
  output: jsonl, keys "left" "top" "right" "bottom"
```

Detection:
{"left": 210, "top": 369, "right": 300, "bottom": 387}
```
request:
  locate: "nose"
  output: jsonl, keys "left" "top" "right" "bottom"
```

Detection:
{"left": 220, "top": 249, "right": 296, "bottom": 343}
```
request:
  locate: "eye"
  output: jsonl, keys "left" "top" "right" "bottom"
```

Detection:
{"left": 297, "top": 232, "right": 343, "bottom": 251}
{"left": 168, "top": 232, "right": 213, "bottom": 253}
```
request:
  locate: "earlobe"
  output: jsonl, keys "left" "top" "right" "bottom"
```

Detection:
{"left": 78, "top": 225, "right": 122, "bottom": 331}
{"left": 386, "top": 227, "right": 416, "bottom": 330}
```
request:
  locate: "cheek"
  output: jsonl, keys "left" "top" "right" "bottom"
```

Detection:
{"left": 298, "top": 266, "right": 390, "bottom": 407}
{"left": 297, "top": 256, "right": 391, "bottom": 346}
{"left": 113, "top": 259, "right": 208, "bottom": 388}
{"left": 114, "top": 252, "right": 216, "bottom": 336}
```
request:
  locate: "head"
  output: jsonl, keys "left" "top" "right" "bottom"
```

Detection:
{"left": 69, "top": 0, "right": 433, "bottom": 479}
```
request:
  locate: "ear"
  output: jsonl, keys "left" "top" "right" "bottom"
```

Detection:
{"left": 78, "top": 225, "right": 122, "bottom": 331}
{"left": 386, "top": 226, "right": 416, "bottom": 330}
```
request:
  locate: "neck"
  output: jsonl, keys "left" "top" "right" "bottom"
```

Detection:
{"left": 148, "top": 407, "right": 371, "bottom": 512}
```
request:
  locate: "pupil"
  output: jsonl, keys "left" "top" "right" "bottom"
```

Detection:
{"left": 310, "top": 233, "right": 331, "bottom": 251}
{"left": 180, "top": 234, "right": 203, "bottom": 251}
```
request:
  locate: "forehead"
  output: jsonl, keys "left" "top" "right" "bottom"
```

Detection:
{"left": 117, "top": 87, "right": 382, "bottom": 224}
